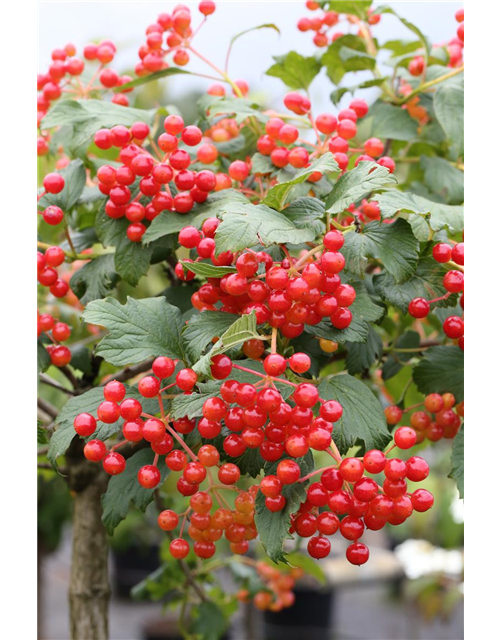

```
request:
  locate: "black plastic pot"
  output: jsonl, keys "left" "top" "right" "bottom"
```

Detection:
{"left": 112, "top": 543, "right": 160, "bottom": 598}
{"left": 142, "top": 617, "right": 230, "bottom": 640}
{"left": 263, "top": 587, "right": 335, "bottom": 640}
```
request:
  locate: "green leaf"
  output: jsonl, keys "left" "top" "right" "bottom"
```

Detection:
{"left": 70, "top": 344, "right": 93, "bottom": 375}
{"left": 215, "top": 202, "right": 315, "bottom": 255}
{"left": 180, "top": 261, "right": 236, "bottom": 278}
{"left": 251, "top": 153, "right": 276, "bottom": 176}
{"left": 413, "top": 346, "right": 464, "bottom": 402}
{"left": 41, "top": 100, "right": 154, "bottom": 154}
{"left": 230, "top": 23, "right": 280, "bottom": 47}
{"left": 95, "top": 209, "right": 154, "bottom": 286}
{"left": 328, "top": 1, "right": 372, "bottom": 19}
{"left": 102, "top": 448, "right": 169, "bottom": 535}
{"left": 449, "top": 426, "right": 464, "bottom": 499}
{"left": 206, "top": 97, "right": 267, "bottom": 124}
{"left": 421, "top": 156, "right": 463, "bottom": 205}
{"left": 38, "top": 159, "right": 86, "bottom": 212}
{"left": 345, "top": 326, "right": 383, "bottom": 374}
{"left": 373, "top": 256, "right": 456, "bottom": 314}
{"left": 322, "top": 35, "right": 375, "bottom": 84}
{"left": 114, "top": 67, "right": 194, "bottom": 91}
{"left": 38, "top": 340, "right": 51, "bottom": 375}
{"left": 280, "top": 197, "right": 326, "bottom": 236}
{"left": 342, "top": 219, "right": 419, "bottom": 283}
{"left": 318, "top": 374, "right": 391, "bottom": 454}
{"left": 182, "top": 311, "right": 240, "bottom": 362}
{"left": 170, "top": 389, "right": 217, "bottom": 420}
{"left": 69, "top": 254, "right": 120, "bottom": 304}
{"left": 229, "top": 447, "right": 266, "bottom": 478}
{"left": 374, "top": 6, "right": 430, "bottom": 56}
{"left": 193, "top": 313, "right": 261, "bottom": 375}
{"left": 189, "top": 601, "right": 227, "bottom": 640}
{"left": 434, "top": 82, "right": 464, "bottom": 157}
{"left": 255, "top": 453, "right": 314, "bottom": 563}
{"left": 356, "top": 101, "right": 418, "bottom": 141}
{"left": 263, "top": 153, "right": 338, "bottom": 210}
{"left": 373, "top": 190, "right": 464, "bottom": 236}
{"left": 266, "top": 51, "right": 321, "bottom": 90}
{"left": 304, "top": 280, "right": 385, "bottom": 344}
{"left": 143, "top": 190, "right": 247, "bottom": 244}
{"left": 325, "top": 162, "right": 397, "bottom": 215}
{"left": 330, "top": 77, "right": 388, "bottom": 105}
{"left": 382, "top": 330, "right": 421, "bottom": 380}
{"left": 38, "top": 424, "right": 49, "bottom": 445}
{"left": 282, "top": 552, "right": 326, "bottom": 585}
{"left": 83, "top": 296, "right": 185, "bottom": 366}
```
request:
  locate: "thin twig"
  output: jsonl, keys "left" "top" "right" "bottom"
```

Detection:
{"left": 40, "top": 373, "right": 78, "bottom": 396}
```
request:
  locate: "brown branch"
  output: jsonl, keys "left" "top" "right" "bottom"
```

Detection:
{"left": 40, "top": 373, "right": 78, "bottom": 396}
{"left": 59, "top": 365, "right": 80, "bottom": 390}
{"left": 37, "top": 397, "right": 59, "bottom": 420}
{"left": 111, "top": 358, "right": 154, "bottom": 383}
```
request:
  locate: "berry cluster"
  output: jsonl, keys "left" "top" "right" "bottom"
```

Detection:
{"left": 37, "top": 310, "right": 72, "bottom": 368}
{"left": 37, "top": 247, "right": 69, "bottom": 298}
{"left": 408, "top": 240, "right": 464, "bottom": 349}
{"left": 237, "top": 562, "right": 302, "bottom": 612}
{"left": 258, "top": 95, "right": 395, "bottom": 175}
{"left": 37, "top": 40, "right": 137, "bottom": 155}
{"left": 96, "top": 113, "right": 256, "bottom": 242}
{"left": 181, "top": 227, "right": 357, "bottom": 336}
{"left": 260, "top": 427, "right": 433, "bottom": 566}
{"left": 134, "top": 3, "right": 218, "bottom": 75}
{"left": 296, "top": 1, "right": 381, "bottom": 48}
{"left": 72, "top": 343, "right": 435, "bottom": 570}
{"left": 385, "top": 393, "right": 463, "bottom": 443}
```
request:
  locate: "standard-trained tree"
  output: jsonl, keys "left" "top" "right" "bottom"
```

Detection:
{"left": 37, "top": 2, "right": 464, "bottom": 638}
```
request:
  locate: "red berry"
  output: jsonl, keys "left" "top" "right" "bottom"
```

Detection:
{"left": 346, "top": 542, "right": 369, "bottom": 565}
{"left": 394, "top": 427, "right": 417, "bottom": 450}
{"left": 138, "top": 465, "right": 161, "bottom": 488}
{"left": 84, "top": 439, "right": 107, "bottom": 462}
{"left": 308, "top": 536, "right": 331, "bottom": 559}
{"left": 74, "top": 413, "right": 97, "bottom": 437}
{"left": 158, "top": 510, "right": 179, "bottom": 531}
{"left": 103, "top": 452, "right": 126, "bottom": 475}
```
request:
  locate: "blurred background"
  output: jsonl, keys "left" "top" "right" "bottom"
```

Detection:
{"left": 38, "top": 2, "right": 464, "bottom": 639}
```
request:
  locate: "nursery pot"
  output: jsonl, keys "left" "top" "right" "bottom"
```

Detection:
{"left": 142, "top": 617, "right": 229, "bottom": 640}
{"left": 263, "top": 586, "right": 335, "bottom": 640}
{"left": 112, "top": 543, "right": 160, "bottom": 598}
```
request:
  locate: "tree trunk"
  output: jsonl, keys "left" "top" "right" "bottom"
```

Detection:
{"left": 67, "top": 440, "right": 110, "bottom": 640}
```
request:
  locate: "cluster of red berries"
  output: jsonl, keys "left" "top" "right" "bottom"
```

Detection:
{"left": 408, "top": 240, "right": 464, "bottom": 349}
{"left": 408, "top": 7, "right": 464, "bottom": 77}
{"left": 37, "top": 247, "right": 69, "bottom": 299}
{"left": 37, "top": 309, "right": 72, "bottom": 368}
{"left": 97, "top": 113, "right": 257, "bottom": 242}
{"left": 258, "top": 95, "right": 395, "bottom": 175}
{"left": 261, "top": 425, "right": 432, "bottom": 566}
{"left": 385, "top": 393, "right": 463, "bottom": 443}
{"left": 37, "top": 39, "right": 136, "bottom": 155}
{"left": 134, "top": 2, "right": 220, "bottom": 76}
{"left": 180, "top": 227, "right": 357, "bottom": 337}
{"left": 237, "top": 562, "right": 302, "bottom": 612}
{"left": 296, "top": 1, "right": 381, "bottom": 48}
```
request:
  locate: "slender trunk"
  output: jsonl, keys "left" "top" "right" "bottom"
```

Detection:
{"left": 67, "top": 440, "right": 110, "bottom": 640}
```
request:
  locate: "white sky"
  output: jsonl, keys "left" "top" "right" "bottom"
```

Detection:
{"left": 38, "top": 1, "right": 462, "bottom": 113}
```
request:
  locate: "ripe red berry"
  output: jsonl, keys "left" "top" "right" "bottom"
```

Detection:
{"left": 394, "top": 427, "right": 417, "bottom": 450}
{"left": 363, "top": 450, "right": 386, "bottom": 474}
{"left": 411, "top": 489, "right": 434, "bottom": 512}
{"left": 158, "top": 510, "right": 179, "bottom": 531}
{"left": 138, "top": 376, "right": 161, "bottom": 398}
{"left": 97, "top": 401, "right": 120, "bottom": 424}
{"left": 384, "top": 405, "right": 402, "bottom": 425}
{"left": 308, "top": 536, "right": 331, "bottom": 559}
{"left": 74, "top": 413, "right": 97, "bottom": 437}
{"left": 103, "top": 452, "right": 126, "bottom": 475}
{"left": 346, "top": 542, "right": 369, "bottom": 565}
{"left": 152, "top": 357, "right": 175, "bottom": 379}
{"left": 263, "top": 354, "right": 287, "bottom": 377}
{"left": 84, "top": 439, "right": 107, "bottom": 462}
{"left": 170, "top": 538, "right": 190, "bottom": 559}
{"left": 276, "top": 459, "right": 301, "bottom": 484}
{"left": 103, "top": 380, "right": 126, "bottom": 403}
{"left": 43, "top": 173, "right": 65, "bottom": 194}
{"left": 138, "top": 465, "right": 161, "bottom": 488}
